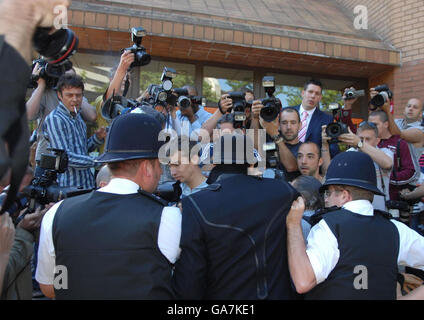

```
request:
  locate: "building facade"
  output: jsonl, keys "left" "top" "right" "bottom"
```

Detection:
{"left": 65, "top": 0, "right": 420, "bottom": 119}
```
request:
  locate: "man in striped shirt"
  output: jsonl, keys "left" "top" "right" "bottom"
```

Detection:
{"left": 43, "top": 74, "right": 106, "bottom": 189}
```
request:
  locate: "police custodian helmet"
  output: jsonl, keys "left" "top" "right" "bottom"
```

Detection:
{"left": 95, "top": 113, "right": 163, "bottom": 163}
{"left": 320, "top": 151, "right": 384, "bottom": 196}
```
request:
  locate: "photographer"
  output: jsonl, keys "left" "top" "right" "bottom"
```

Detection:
{"left": 176, "top": 85, "right": 211, "bottom": 138}
{"left": 259, "top": 106, "right": 300, "bottom": 178}
{"left": 43, "top": 74, "right": 106, "bottom": 189}
{"left": 202, "top": 93, "right": 234, "bottom": 139}
{"left": 368, "top": 110, "right": 416, "bottom": 201}
{"left": 27, "top": 67, "right": 98, "bottom": 177}
{"left": 322, "top": 122, "right": 393, "bottom": 210}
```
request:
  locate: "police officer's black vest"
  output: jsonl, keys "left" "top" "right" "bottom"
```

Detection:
{"left": 174, "top": 172, "right": 300, "bottom": 300}
{"left": 52, "top": 190, "right": 174, "bottom": 299}
{"left": 306, "top": 208, "right": 399, "bottom": 300}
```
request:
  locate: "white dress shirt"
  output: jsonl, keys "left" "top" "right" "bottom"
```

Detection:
{"left": 36, "top": 178, "right": 182, "bottom": 285}
{"left": 306, "top": 200, "right": 424, "bottom": 285}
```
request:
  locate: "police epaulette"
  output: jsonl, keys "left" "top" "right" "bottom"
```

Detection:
{"left": 307, "top": 206, "right": 341, "bottom": 226}
{"left": 204, "top": 183, "right": 221, "bottom": 191}
{"left": 374, "top": 209, "right": 393, "bottom": 220}
{"left": 137, "top": 188, "right": 168, "bottom": 206}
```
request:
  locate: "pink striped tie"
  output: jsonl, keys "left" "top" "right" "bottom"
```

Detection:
{"left": 298, "top": 111, "right": 308, "bottom": 142}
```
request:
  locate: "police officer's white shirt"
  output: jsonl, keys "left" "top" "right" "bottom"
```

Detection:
{"left": 36, "top": 178, "right": 182, "bottom": 285}
{"left": 306, "top": 199, "right": 424, "bottom": 285}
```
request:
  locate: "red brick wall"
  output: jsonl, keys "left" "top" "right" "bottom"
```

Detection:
{"left": 336, "top": 0, "right": 424, "bottom": 118}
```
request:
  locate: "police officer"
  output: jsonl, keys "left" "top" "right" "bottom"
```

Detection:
{"left": 36, "top": 113, "right": 181, "bottom": 299}
{"left": 286, "top": 151, "right": 424, "bottom": 299}
{"left": 172, "top": 133, "right": 301, "bottom": 299}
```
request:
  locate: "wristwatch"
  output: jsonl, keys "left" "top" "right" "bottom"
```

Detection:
{"left": 357, "top": 139, "right": 363, "bottom": 149}
{"left": 271, "top": 133, "right": 284, "bottom": 144}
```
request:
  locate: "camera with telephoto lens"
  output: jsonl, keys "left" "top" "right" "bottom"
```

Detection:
{"left": 260, "top": 76, "right": 282, "bottom": 122}
{"left": 369, "top": 84, "right": 393, "bottom": 111}
{"left": 29, "top": 28, "right": 79, "bottom": 89}
{"left": 121, "top": 27, "right": 151, "bottom": 69}
{"left": 325, "top": 103, "right": 349, "bottom": 144}
{"left": 344, "top": 88, "right": 365, "bottom": 100}
{"left": 1, "top": 149, "right": 92, "bottom": 225}
{"left": 102, "top": 93, "right": 139, "bottom": 122}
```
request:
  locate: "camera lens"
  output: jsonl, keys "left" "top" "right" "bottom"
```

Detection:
{"left": 178, "top": 96, "right": 191, "bottom": 109}
{"left": 135, "top": 50, "right": 151, "bottom": 66}
{"left": 326, "top": 123, "right": 342, "bottom": 138}
{"left": 158, "top": 91, "right": 168, "bottom": 102}
{"left": 370, "top": 94, "right": 385, "bottom": 108}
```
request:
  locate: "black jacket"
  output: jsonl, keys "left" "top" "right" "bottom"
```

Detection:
{"left": 172, "top": 169, "right": 300, "bottom": 300}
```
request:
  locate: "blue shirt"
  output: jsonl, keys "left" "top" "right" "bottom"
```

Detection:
{"left": 181, "top": 179, "right": 208, "bottom": 198}
{"left": 176, "top": 106, "right": 211, "bottom": 137}
{"left": 43, "top": 103, "right": 103, "bottom": 189}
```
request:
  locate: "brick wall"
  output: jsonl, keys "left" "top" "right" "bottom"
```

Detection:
{"left": 336, "top": 0, "right": 424, "bottom": 118}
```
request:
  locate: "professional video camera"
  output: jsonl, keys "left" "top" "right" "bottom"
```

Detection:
{"left": 121, "top": 27, "right": 151, "bottom": 69}
{"left": 0, "top": 149, "right": 92, "bottom": 224}
{"left": 325, "top": 103, "right": 349, "bottom": 144}
{"left": 344, "top": 88, "right": 365, "bottom": 100}
{"left": 29, "top": 28, "right": 79, "bottom": 89}
{"left": 260, "top": 76, "right": 282, "bottom": 122}
{"left": 369, "top": 84, "right": 393, "bottom": 111}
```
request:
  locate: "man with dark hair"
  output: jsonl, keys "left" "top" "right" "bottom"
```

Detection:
{"left": 260, "top": 107, "right": 301, "bottom": 180}
{"left": 368, "top": 110, "right": 416, "bottom": 201}
{"left": 291, "top": 79, "right": 339, "bottom": 158}
{"left": 297, "top": 141, "right": 323, "bottom": 182}
{"left": 43, "top": 74, "right": 107, "bottom": 189}
{"left": 172, "top": 133, "right": 300, "bottom": 299}
{"left": 27, "top": 67, "right": 97, "bottom": 176}
{"left": 168, "top": 136, "right": 207, "bottom": 197}
{"left": 286, "top": 151, "right": 424, "bottom": 300}
{"left": 36, "top": 113, "right": 181, "bottom": 299}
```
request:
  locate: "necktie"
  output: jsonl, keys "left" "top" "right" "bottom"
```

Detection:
{"left": 298, "top": 111, "right": 308, "bottom": 142}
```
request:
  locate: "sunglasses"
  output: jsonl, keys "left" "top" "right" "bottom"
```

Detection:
{"left": 358, "top": 121, "right": 377, "bottom": 129}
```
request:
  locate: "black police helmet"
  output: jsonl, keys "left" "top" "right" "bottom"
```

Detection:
{"left": 95, "top": 113, "right": 164, "bottom": 163}
{"left": 320, "top": 151, "right": 384, "bottom": 196}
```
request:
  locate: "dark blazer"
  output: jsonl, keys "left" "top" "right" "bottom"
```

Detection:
{"left": 290, "top": 105, "right": 339, "bottom": 157}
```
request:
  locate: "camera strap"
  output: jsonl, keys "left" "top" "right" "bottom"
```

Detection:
{"left": 122, "top": 73, "right": 130, "bottom": 97}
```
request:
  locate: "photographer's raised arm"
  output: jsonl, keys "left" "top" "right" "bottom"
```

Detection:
{"left": 26, "top": 64, "right": 47, "bottom": 120}
{"left": 104, "top": 51, "right": 135, "bottom": 101}
{"left": 320, "top": 125, "right": 331, "bottom": 175}
{"left": 201, "top": 94, "right": 232, "bottom": 138}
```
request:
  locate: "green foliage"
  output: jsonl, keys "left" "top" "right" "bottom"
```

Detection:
{"left": 280, "top": 86, "right": 343, "bottom": 111}
{"left": 224, "top": 80, "right": 253, "bottom": 92}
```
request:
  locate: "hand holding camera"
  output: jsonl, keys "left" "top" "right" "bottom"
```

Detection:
{"left": 219, "top": 94, "right": 233, "bottom": 114}
{"left": 338, "top": 127, "right": 361, "bottom": 147}
{"left": 342, "top": 87, "right": 364, "bottom": 110}
{"left": 369, "top": 85, "right": 392, "bottom": 112}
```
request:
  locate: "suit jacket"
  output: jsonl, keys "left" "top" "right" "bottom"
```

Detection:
{"left": 291, "top": 105, "right": 339, "bottom": 158}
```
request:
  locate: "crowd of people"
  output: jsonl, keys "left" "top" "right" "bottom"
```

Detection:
{"left": 1, "top": 0, "right": 424, "bottom": 301}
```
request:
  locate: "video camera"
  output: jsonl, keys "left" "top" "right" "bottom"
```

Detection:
{"left": 344, "top": 88, "right": 365, "bottom": 100}
{"left": 325, "top": 103, "right": 349, "bottom": 144}
{"left": 260, "top": 76, "right": 282, "bottom": 122}
{"left": 29, "top": 28, "right": 79, "bottom": 89}
{"left": 369, "top": 84, "right": 393, "bottom": 111}
{"left": 121, "top": 27, "right": 151, "bottom": 69}
{"left": 0, "top": 149, "right": 92, "bottom": 225}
